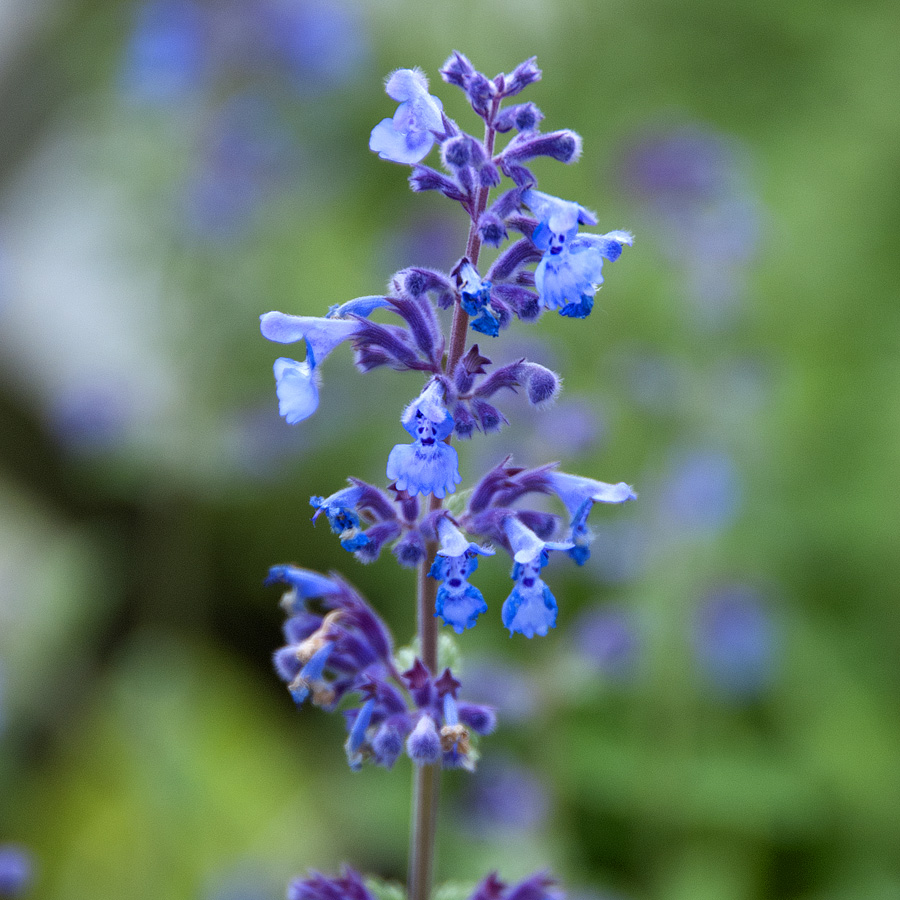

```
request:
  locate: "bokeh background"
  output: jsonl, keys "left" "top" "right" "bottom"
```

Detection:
{"left": 1, "top": 0, "right": 899, "bottom": 898}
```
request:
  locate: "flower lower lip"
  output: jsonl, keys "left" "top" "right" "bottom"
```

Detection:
{"left": 421, "top": 438, "right": 435, "bottom": 446}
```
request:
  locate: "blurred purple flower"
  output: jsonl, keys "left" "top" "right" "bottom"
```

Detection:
{"left": 461, "top": 661, "right": 538, "bottom": 724}
{"left": 658, "top": 448, "right": 741, "bottom": 535}
{"left": 182, "top": 95, "right": 295, "bottom": 241}
{"left": 254, "top": 0, "right": 369, "bottom": 90}
{"left": 461, "top": 758, "right": 550, "bottom": 836}
{"left": 47, "top": 383, "right": 132, "bottom": 454}
{"left": 619, "top": 123, "right": 760, "bottom": 328}
{"left": 619, "top": 348, "right": 684, "bottom": 414}
{"left": 589, "top": 520, "right": 651, "bottom": 584}
{"left": 572, "top": 607, "right": 638, "bottom": 679}
{"left": 0, "top": 845, "right": 31, "bottom": 897}
{"left": 120, "top": 0, "right": 209, "bottom": 102}
{"left": 693, "top": 585, "right": 777, "bottom": 698}
{"left": 381, "top": 214, "right": 459, "bottom": 272}
{"left": 223, "top": 405, "right": 302, "bottom": 478}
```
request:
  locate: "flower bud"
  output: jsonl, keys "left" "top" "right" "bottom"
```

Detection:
{"left": 523, "top": 363, "right": 561, "bottom": 406}
{"left": 472, "top": 398, "right": 507, "bottom": 434}
{"left": 406, "top": 715, "right": 442, "bottom": 765}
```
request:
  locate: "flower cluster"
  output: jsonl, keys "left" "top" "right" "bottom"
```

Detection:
{"left": 259, "top": 50, "right": 638, "bottom": 899}
{"left": 267, "top": 565, "right": 495, "bottom": 771}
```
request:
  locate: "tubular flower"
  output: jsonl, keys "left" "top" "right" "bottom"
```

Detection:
{"left": 429, "top": 517, "right": 494, "bottom": 633}
{"left": 523, "top": 188, "right": 633, "bottom": 318}
{"left": 260, "top": 312, "right": 361, "bottom": 424}
{"left": 547, "top": 471, "right": 637, "bottom": 564}
{"left": 500, "top": 517, "right": 572, "bottom": 638}
{"left": 310, "top": 485, "right": 370, "bottom": 552}
{"left": 369, "top": 68, "right": 444, "bottom": 165}
{"left": 386, "top": 380, "right": 461, "bottom": 498}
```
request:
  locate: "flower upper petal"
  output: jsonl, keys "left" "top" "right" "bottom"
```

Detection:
{"left": 370, "top": 68, "right": 443, "bottom": 165}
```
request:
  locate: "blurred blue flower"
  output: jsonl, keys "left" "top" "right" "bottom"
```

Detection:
{"left": 658, "top": 448, "right": 741, "bottom": 535}
{"left": 572, "top": 607, "right": 639, "bottom": 679}
{"left": 183, "top": 95, "right": 294, "bottom": 242}
{"left": 47, "top": 383, "right": 131, "bottom": 454}
{"left": 257, "top": 0, "right": 369, "bottom": 90}
{"left": 0, "top": 845, "right": 31, "bottom": 897}
{"left": 589, "top": 520, "right": 651, "bottom": 584}
{"left": 619, "top": 123, "right": 759, "bottom": 328}
{"left": 460, "top": 660, "right": 538, "bottom": 724}
{"left": 370, "top": 68, "right": 444, "bottom": 165}
{"left": 462, "top": 758, "right": 550, "bottom": 836}
{"left": 120, "top": 0, "right": 208, "bottom": 102}
{"left": 693, "top": 585, "right": 777, "bottom": 698}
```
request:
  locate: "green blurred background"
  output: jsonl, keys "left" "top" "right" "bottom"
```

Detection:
{"left": 1, "top": 0, "right": 899, "bottom": 898}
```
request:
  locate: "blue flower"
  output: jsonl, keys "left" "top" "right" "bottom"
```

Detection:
{"left": 288, "top": 642, "right": 334, "bottom": 706}
{"left": 523, "top": 188, "right": 633, "bottom": 318}
{"left": 500, "top": 517, "right": 571, "bottom": 638}
{"left": 502, "top": 556, "right": 558, "bottom": 639}
{"left": 386, "top": 381, "right": 461, "bottom": 498}
{"left": 457, "top": 261, "right": 502, "bottom": 337}
{"left": 406, "top": 714, "right": 442, "bottom": 765}
{"left": 429, "top": 518, "right": 494, "bottom": 633}
{"left": 458, "top": 261, "right": 491, "bottom": 315}
{"left": 547, "top": 471, "right": 636, "bottom": 565}
{"left": 260, "top": 312, "right": 362, "bottom": 424}
{"left": 344, "top": 697, "right": 375, "bottom": 770}
{"left": 310, "top": 485, "right": 372, "bottom": 552}
{"left": 369, "top": 68, "right": 444, "bottom": 165}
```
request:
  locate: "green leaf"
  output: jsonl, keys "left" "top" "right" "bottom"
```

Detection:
{"left": 434, "top": 881, "right": 476, "bottom": 900}
{"left": 366, "top": 877, "right": 406, "bottom": 900}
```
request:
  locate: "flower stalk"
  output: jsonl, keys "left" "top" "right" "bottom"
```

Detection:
{"left": 262, "top": 51, "right": 636, "bottom": 900}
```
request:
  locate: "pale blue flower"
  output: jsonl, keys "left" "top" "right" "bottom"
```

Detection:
{"left": 386, "top": 381, "right": 461, "bottom": 498}
{"left": 370, "top": 68, "right": 444, "bottom": 165}
{"left": 429, "top": 518, "right": 493, "bottom": 633}
{"left": 260, "top": 310, "right": 361, "bottom": 424}
{"left": 500, "top": 517, "right": 571, "bottom": 638}
{"left": 523, "top": 188, "right": 632, "bottom": 318}
{"left": 547, "top": 471, "right": 636, "bottom": 565}
{"left": 502, "top": 515, "right": 572, "bottom": 565}
{"left": 501, "top": 556, "right": 558, "bottom": 639}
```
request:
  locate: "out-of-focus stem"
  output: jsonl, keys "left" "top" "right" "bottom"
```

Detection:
{"left": 408, "top": 497, "right": 441, "bottom": 900}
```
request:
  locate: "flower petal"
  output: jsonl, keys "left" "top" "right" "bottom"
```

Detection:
{"left": 273, "top": 357, "right": 319, "bottom": 424}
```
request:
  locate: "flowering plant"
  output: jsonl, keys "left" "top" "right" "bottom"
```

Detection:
{"left": 260, "top": 52, "right": 635, "bottom": 900}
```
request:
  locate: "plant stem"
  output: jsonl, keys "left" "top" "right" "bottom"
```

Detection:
{"left": 408, "top": 501, "right": 440, "bottom": 900}
{"left": 408, "top": 107, "right": 500, "bottom": 900}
